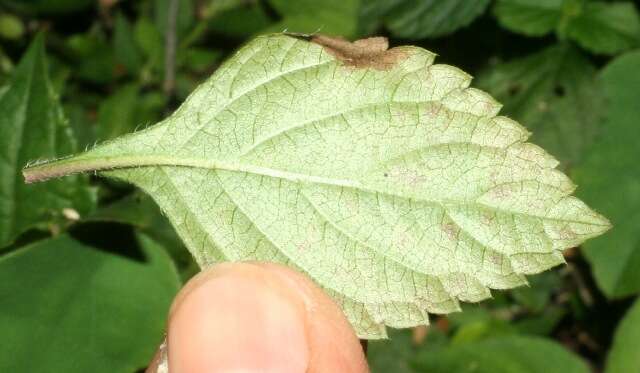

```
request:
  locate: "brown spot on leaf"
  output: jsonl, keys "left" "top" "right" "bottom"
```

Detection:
{"left": 311, "top": 35, "right": 408, "bottom": 70}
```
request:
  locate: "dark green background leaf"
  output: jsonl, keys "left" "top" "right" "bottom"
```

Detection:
{"left": 565, "top": 2, "right": 640, "bottom": 55}
{"left": 575, "top": 50, "right": 640, "bottom": 297}
{"left": 475, "top": 44, "right": 603, "bottom": 168}
{"left": 605, "top": 297, "right": 640, "bottom": 373}
{"left": 494, "top": 0, "right": 640, "bottom": 55}
{"left": 494, "top": 0, "right": 563, "bottom": 37}
{"left": 0, "top": 35, "right": 94, "bottom": 247}
{"left": 413, "top": 336, "right": 590, "bottom": 373}
{"left": 266, "top": 0, "right": 361, "bottom": 37}
{"left": 0, "top": 234, "right": 181, "bottom": 372}
{"left": 360, "top": 0, "right": 490, "bottom": 38}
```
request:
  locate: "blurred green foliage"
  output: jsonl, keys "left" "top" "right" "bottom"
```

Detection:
{"left": 0, "top": 0, "right": 639, "bottom": 372}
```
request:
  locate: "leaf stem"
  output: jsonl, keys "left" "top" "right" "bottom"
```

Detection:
{"left": 23, "top": 156, "right": 122, "bottom": 183}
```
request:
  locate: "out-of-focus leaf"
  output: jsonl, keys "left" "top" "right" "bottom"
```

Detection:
{"left": 0, "top": 35, "right": 94, "bottom": 247}
{"left": 24, "top": 34, "right": 610, "bottom": 338}
{"left": 96, "top": 85, "right": 166, "bottom": 142}
{"left": 64, "top": 103, "right": 96, "bottom": 150}
{"left": 134, "top": 16, "right": 165, "bottom": 82}
{"left": 0, "top": 13, "right": 24, "bottom": 40}
{"left": 266, "top": 0, "right": 361, "bottom": 37}
{"left": 179, "top": 47, "right": 222, "bottom": 73}
{"left": 97, "top": 84, "right": 140, "bottom": 141}
{"left": 207, "top": 2, "right": 274, "bottom": 38}
{"left": 494, "top": 0, "right": 640, "bottom": 55}
{"left": 134, "top": 16, "right": 164, "bottom": 63}
{"left": 0, "top": 234, "right": 181, "bottom": 373}
{"left": 46, "top": 55, "right": 71, "bottom": 95}
{"left": 66, "top": 32, "right": 116, "bottom": 84}
{"left": 514, "top": 306, "right": 566, "bottom": 335}
{"left": 114, "top": 13, "right": 143, "bottom": 75}
{"left": 451, "top": 318, "right": 515, "bottom": 344}
{"left": 493, "top": 0, "right": 563, "bottom": 36}
{"left": 511, "top": 272, "right": 562, "bottom": 312}
{"left": 360, "top": 0, "right": 490, "bottom": 39}
{"left": 605, "top": 298, "right": 640, "bottom": 373}
{"left": 565, "top": 2, "right": 640, "bottom": 55}
{"left": 446, "top": 306, "right": 517, "bottom": 344}
{"left": 475, "top": 44, "right": 603, "bottom": 168}
{"left": 368, "top": 329, "right": 426, "bottom": 373}
{"left": 574, "top": 51, "right": 640, "bottom": 297}
{"left": 413, "top": 336, "right": 590, "bottom": 373}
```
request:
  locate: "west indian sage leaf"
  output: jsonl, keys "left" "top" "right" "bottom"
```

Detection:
{"left": 22, "top": 34, "right": 610, "bottom": 338}
{"left": 573, "top": 51, "right": 640, "bottom": 298}
{"left": 0, "top": 35, "right": 94, "bottom": 247}
{"left": 475, "top": 44, "right": 603, "bottom": 168}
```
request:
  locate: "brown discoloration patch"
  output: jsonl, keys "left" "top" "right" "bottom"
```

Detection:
{"left": 311, "top": 35, "right": 408, "bottom": 70}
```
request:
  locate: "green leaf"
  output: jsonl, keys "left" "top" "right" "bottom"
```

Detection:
{"left": 413, "top": 336, "right": 590, "bottom": 373}
{"left": 475, "top": 44, "right": 603, "bottom": 168}
{"left": 134, "top": 16, "right": 164, "bottom": 64}
{"left": 573, "top": 50, "right": 640, "bottom": 297}
{"left": 266, "top": 0, "right": 362, "bottom": 37}
{"left": 206, "top": 1, "right": 274, "bottom": 38}
{"left": 493, "top": 0, "right": 563, "bottom": 37}
{"left": 605, "top": 298, "right": 640, "bottom": 373}
{"left": 510, "top": 272, "right": 561, "bottom": 312}
{"left": 179, "top": 47, "right": 223, "bottom": 73}
{"left": 0, "top": 35, "right": 94, "bottom": 247}
{"left": 565, "top": 2, "right": 640, "bottom": 55}
{"left": 494, "top": 0, "right": 640, "bottom": 55}
{"left": 113, "top": 13, "right": 144, "bottom": 76}
{"left": 450, "top": 317, "right": 516, "bottom": 345}
{"left": 23, "top": 34, "right": 610, "bottom": 338}
{"left": 514, "top": 306, "right": 566, "bottom": 335}
{"left": 64, "top": 103, "right": 97, "bottom": 150}
{"left": 97, "top": 85, "right": 166, "bottom": 142}
{"left": 97, "top": 84, "right": 140, "bottom": 141}
{"left": 66, "top": 31, "right": 116, "bottom": 84}
{"left": 361, "top": 0, "right": 490, "bottom": 39}
{"left": 0, "top": 234, "right": 181, "bottom": 373}
{"left": 368, "top": 329, "right": 423, "bottom": 373}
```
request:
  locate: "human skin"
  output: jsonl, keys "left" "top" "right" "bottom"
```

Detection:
{"left": 146, "top": 262, "right": 369, "bottom": 373}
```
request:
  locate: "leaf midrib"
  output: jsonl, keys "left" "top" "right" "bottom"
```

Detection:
{"left": 25, "top": 153, "right": 608, "bottom": 228}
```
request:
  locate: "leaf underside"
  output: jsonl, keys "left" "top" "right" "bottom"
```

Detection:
{"left": 23, "top": 34, "right": 610, "bottom": 338}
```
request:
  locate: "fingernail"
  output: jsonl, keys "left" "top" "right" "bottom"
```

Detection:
{"left": 168, "top": 268, "right": 310, "bottom": 373}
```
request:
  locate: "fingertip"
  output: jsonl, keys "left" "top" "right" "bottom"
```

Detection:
{"left": 168, "top": 262, "right": 310, "bottom": 373}
{"left": 166, "top": 262, "right": 368, "bottom": 373}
